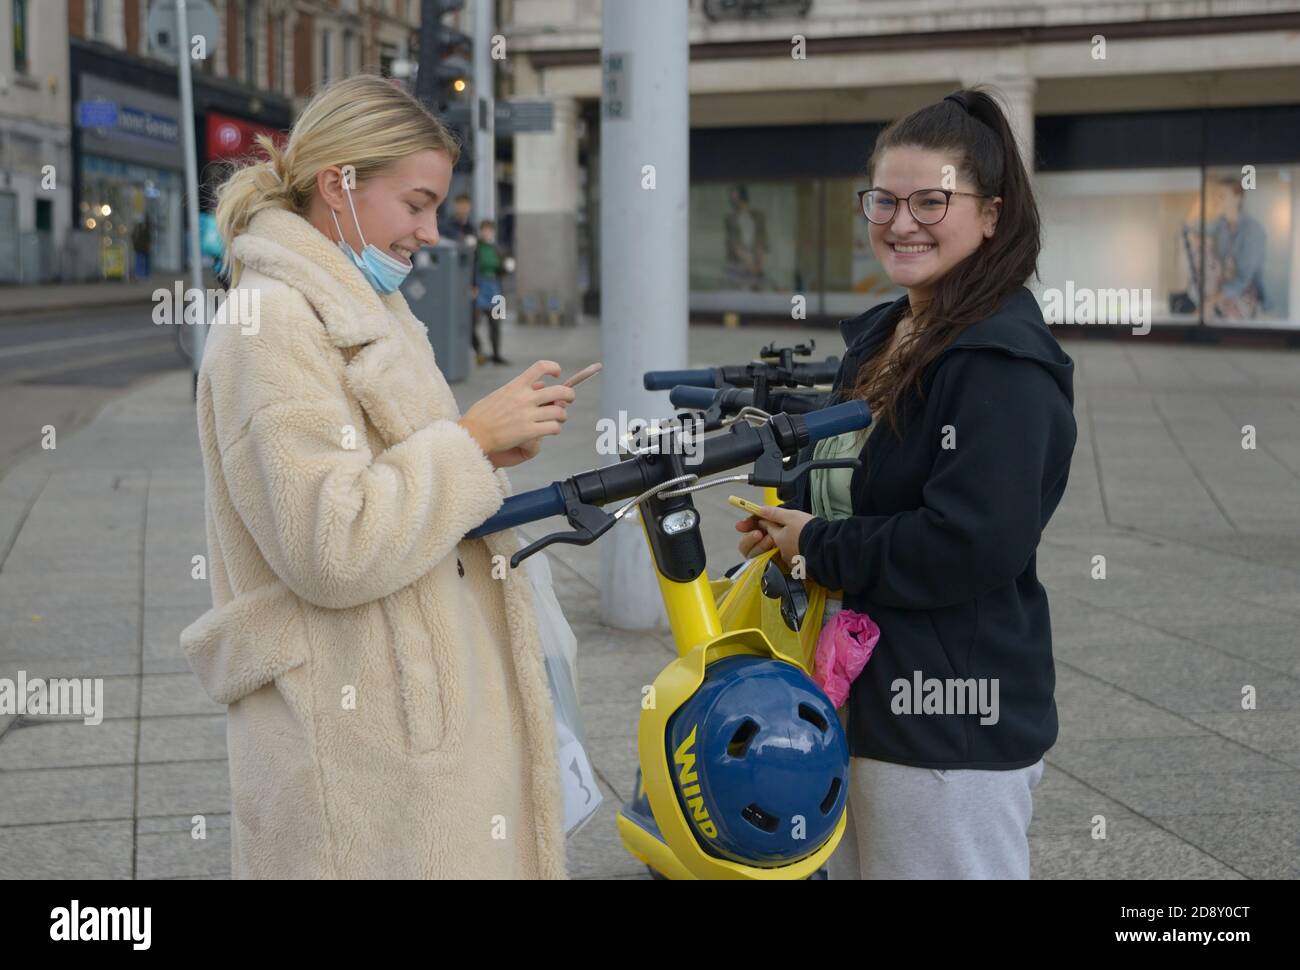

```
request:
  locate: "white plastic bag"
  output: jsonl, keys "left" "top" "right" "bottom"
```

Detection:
{"left": 522, "top": 551, "right": 602, "bottom": 837}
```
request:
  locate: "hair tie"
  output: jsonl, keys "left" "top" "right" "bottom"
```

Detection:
{"left": 944, "top": 92, "right": 970, "bottom": 114}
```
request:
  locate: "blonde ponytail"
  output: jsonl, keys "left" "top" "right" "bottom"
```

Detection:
{"left": 213, "top": 76, "right": 461, "bottom": 286}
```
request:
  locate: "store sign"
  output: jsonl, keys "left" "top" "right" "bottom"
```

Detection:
{"left": 205, "top": 113, "right": 287, "bottom": 163}
{"left": 78, "top": 75, "right": 185, "bottom": 170}
{"left": 76, "top": 101, "right": 177, "bottom": 144}
{"left": 701, "top": 0, "right": 813, "bottom": 20}
{"left": 77, "top": 101, "right": 118, "bottom": 129}
{"left": 117, "top": 106, "right": 179, "bottom": 143}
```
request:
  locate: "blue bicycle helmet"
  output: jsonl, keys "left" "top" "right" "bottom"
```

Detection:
{"left": 665, "top": 654, "right": 849, "bottom": 867}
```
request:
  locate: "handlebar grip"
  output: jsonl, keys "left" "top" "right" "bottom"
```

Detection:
{"left": 791, "top": 362, "right": 840, "bottom": 385}
{"left": 464, "top": 482, "right": 566, "bottom": 539}
{"left": 644, "top": 369, "right": 716, "bottom": 391}
{"left": 668, "top": 385, "right": 721, "bottom": 410}
{"left": 800, "top": 401, "right": 872, "bottom": 444}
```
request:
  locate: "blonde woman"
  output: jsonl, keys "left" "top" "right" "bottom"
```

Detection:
{"left": 180, "top": 77, "right": 577, "bottom": 879}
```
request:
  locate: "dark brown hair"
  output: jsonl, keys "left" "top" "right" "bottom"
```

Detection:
{"left": 850, "top": 87, "right": 1041, "bottom": 436}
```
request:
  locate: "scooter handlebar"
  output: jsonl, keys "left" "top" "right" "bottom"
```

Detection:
{"left": 802, "top": 399, "right": 871, "bottom": 443}
{"left": 464, "top": 483, "right": 565, "bottom": 539}
{"left": 667, "top": 385, "right": 721, "bottom": 410}
{"left": 669, "top": 385, "right": 826, "bottom": 417}
{"left": 464, "top": 400, "right": 871, "bottom": 540}
{"left": 643, "top": 369, "right": 716, "bottom": 391}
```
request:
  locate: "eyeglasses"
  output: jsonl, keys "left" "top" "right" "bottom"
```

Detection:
{"left": 857, "top": 188, "right": 993, "bottom": 226}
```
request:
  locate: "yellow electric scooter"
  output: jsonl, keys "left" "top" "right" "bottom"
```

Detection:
{"left": 466, "top": 386, "right": 869, "bottom": 880}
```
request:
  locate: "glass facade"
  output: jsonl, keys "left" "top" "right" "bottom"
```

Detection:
{"left": 685, "top": 107, "right": 1300, "bottom": 331}
{"left": 1034, "top": 166, "right": 1296, "bottom": 329}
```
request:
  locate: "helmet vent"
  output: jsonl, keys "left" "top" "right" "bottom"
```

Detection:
{"left": 798, "top": 703, "right": 828, "bottom": 733}
{"left": 741, "top": 803, "right": 780, "bottom": 833}
{"left": 727, "top": 719, "right": 759, "bottom": 758}
{"left": 819, "top": 777, "right": 842, "bottom": 815}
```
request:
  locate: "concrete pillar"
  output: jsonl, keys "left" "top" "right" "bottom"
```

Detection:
{"left": 598, "top": 2, "right": 690, "bottom": 630}
{"left": 512, "top": 96, "right": 580, "bottom": 324}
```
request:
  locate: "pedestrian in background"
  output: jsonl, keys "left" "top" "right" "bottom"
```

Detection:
{"left": 471, "top": 218, "right": 511, "bottom": 366}
{"left": 131, "top": 218, "right": 152, "bottom": 280}
{"left": 439, "top": 192, "right": 475, "bottom": 243}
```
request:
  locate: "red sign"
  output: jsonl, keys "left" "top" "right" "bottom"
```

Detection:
{"left": 205, "top": 112, "right": 287, "bottom": 162}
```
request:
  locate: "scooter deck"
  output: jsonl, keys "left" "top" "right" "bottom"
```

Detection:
{"left": 617, "top": 770, "right": 694, "bottom": 880}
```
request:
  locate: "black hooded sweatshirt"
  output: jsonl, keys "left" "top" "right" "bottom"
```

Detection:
{"left": 789, "top": 286, "right": 1077, "bottom": 769}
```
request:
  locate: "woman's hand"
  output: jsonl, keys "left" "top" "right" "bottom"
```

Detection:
{"left": 747, "top": 506, "right": 814, "bottom": 568}
{"left": 485, "top": 377, "right": 572, "bottom": 468}
{"left": 735, "top": 515, "right": 776, "bottom": 560}
{"left": 487, "top": 438, "right": 540, "bottom": 469}
{"left": 459, "top": 360, "right": 576, "bottom": 457}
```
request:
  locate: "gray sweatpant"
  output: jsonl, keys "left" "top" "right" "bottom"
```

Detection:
{"left": 820, "top": 600, "right": 1045, "bottom": 879}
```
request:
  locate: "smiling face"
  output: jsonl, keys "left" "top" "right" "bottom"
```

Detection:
{"left": 324, "top": 148, "right": 453, "bottom": 265}
{"left": 868, "top": 146, "right": 1000, "bottom": 305}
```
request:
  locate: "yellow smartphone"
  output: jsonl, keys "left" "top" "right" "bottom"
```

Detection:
{"left": 728, "top": 494, "right": 768, "bottom": 518}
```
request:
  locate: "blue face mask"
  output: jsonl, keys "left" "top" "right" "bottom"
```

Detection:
{"left": 330, "top": 180, "right": 413, "bottom": 295}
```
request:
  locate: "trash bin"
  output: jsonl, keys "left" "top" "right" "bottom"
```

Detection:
{"left": 401, "top": 241, "right": 472, "bottom": 384}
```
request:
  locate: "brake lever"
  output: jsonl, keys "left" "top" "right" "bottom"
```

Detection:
{"left": 782, "top": 456, "right": 862, "bottom": 485}
{"left": 510, "top": 484, "right": 617, "bottom": 568}
{"left": 749, "top": 433, "right": 862, "bottom": 490}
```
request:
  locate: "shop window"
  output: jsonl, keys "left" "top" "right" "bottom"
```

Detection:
{"left": 1036, "top": 166, "right": 1297, "bottom": 329}
{"left": 689, "top": 180, "right": 818, "bottom": 315}
{"left": 1186, "top": 166, "right": 1294, "bottom": 327}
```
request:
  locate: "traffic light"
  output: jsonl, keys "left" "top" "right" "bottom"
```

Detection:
{"left": 415, "top": 0, "right": 472, "bottom": 128}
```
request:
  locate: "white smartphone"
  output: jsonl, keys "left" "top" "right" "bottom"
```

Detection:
{"left": 563, "top": 363, "right": 603, "bottom": 388}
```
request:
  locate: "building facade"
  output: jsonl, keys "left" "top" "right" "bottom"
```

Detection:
{"left": 0, "top": 0, "right": 73, "bottom": 283}
{"left": 61, "top": 0, "right": 425, "bottom": 280}
{"left": 499, "top": 0, "right": 1300, "bottom": 334}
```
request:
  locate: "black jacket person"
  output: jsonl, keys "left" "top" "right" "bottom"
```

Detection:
{"left": 737, "top": 88, "right": 1076, "bottom": 878}
{"left": 789, "top": 286, "right": 1075, "bottom": 769}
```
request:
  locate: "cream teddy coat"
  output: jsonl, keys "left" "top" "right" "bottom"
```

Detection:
{"left": 180, "top": 207, "right": 567, "bottom": 879}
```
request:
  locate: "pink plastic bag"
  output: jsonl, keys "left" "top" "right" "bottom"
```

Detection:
{"left": 813, "top": 608, "right": 880, "bottom": 708}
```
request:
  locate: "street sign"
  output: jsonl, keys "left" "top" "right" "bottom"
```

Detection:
{"left": 146, "top": 0, "right": 220, "bottom": 65}
{"left": 496, "top": 100, "right": 554, "bottom": 134}
{"left": 437, "top": 101, "right": 553, "bottom": 136}
{"left": 602, "top": 52, "right": 631, "bottom": 120}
